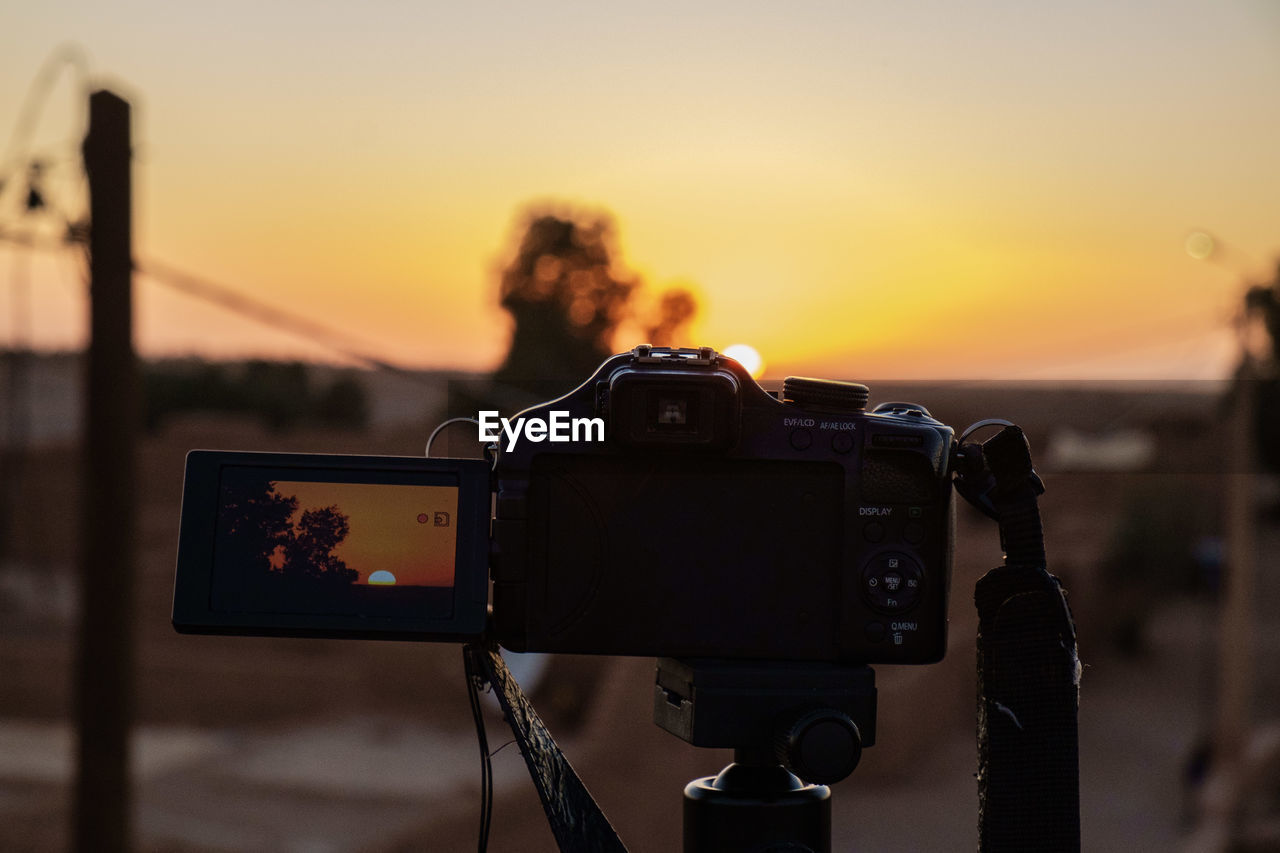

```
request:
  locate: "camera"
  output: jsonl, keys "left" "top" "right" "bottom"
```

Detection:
{"left": 173, "top": 345, "right": 955, "bottom": 664}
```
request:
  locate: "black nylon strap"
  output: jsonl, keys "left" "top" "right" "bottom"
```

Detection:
{"left": 466, "top": 641, "right": 628, "bottom": 853}
{"left": 975, "top": 565, "right": 1080, "bottom": 852}
{"left": 958, "top": 424, "right": 1080, "bottom": 853}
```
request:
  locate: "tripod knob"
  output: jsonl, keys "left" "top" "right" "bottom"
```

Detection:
{"left": 774, "top": 709, "right": 862, "bottom": 785}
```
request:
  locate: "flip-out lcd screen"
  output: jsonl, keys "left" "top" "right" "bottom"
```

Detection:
{"left": 173, "top": 451, "right": 489, "bottom": 640}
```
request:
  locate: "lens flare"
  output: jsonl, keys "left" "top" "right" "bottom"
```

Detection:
{"left": 722, "top": 344, "right": 764, "bottom": 379}
{"left": 1185, "top": 231, "right": 1216, "bottom": 261}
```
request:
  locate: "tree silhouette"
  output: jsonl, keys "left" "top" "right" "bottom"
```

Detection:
{"left": 493, "top": 211, "right": 636, "bottom": 394}
{"left": 491, "top": 207, "right": 699, "bottom": 401}
{"left": 243, "top": 360, "right": 311, "bottom": 431}
{"left": 281, "top": 505, "right": 356, "bottom": 584}
{"left": 218, "top": 477, "right": 297, "bottom": 576}
{"left": 1245, "top": 261, "right": 1280, "bottom": 363}
{"left": 218, "top": 479, "right": 355, "bottom": 584}
{"left": 645, "top": 287, "right": 698, "bottom": 348}
{"left": 144, "top": 360, "right": 371, "bottom": 433}
{"left": 315, "top": 376, "right": 369, "bottom": 429}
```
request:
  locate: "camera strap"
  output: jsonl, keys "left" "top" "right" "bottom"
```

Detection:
{"left": 954, "top": 424, "right": 1081, "bottom": 853}
{"left": 463, "top": 640, "right": 628, "bottom": 853}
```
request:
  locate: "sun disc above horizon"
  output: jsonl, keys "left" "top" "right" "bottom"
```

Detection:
{"left": 722, "top": 344, "right": 764, "bottom": 379}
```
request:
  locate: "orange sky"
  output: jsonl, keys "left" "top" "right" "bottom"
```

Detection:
{"left": 2, "top": 2, "right": 1278, "bottom": 379}
{"left": 275, "top": 480, "right": 458, "bottom": 587}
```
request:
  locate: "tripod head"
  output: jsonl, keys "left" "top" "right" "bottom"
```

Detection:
{"left": 654, "top": 658, "right": 877, "bottom": 852}
{"left": 655, "top": 658, "right": 876, "bottom": 782}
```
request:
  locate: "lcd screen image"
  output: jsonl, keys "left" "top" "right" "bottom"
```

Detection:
{"left": 210, "top": 469, "right": 459, "bottom": 621}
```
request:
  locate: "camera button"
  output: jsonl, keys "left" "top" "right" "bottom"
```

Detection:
{"left": 863, "top": 521, "right": 885, "bottom": 543}
{"left": 831, "top": 432, "right": 854, "bottom": 454}
{"left": 789, "top": 428, "right": 813, "bottom": 450}
{"left": 902, "top": 521, "right": 925, "bottom": 545}
{"left": 865, "top": 621, "right": 886, "bottom": 642}
{"left": 862, "top": 552, "right": 924, "bottom": 613}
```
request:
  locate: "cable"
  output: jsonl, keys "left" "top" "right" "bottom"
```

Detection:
{"left": 426, "top": 417, "right": 478, "bottom": 457}
{"left": 488, "top": 740, "right": 518, "bottom": 758}
{"left": 425, "top": 417, "right": 499, "bottom": 467}
{"left": 960, "top": 418, "right": 1017, "bottom": 446}
{"left": 463, "top": 646, "right": 494, "bottom": 852}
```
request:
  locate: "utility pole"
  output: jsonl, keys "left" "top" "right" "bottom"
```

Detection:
{"left": 0, "top": 248, "right": 31, "bottom": 561}
{"left": 74, "top": 88, "right": 136, "bottom": 853}
{"left": 1217, "top": 362, "right": 1255, "bottom": 760}
{"left": 1186, "top": 231, "right": 1261, "bottom": 763}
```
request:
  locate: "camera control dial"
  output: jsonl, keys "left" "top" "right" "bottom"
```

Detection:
{"left": 862, "top": 552, "right": 924, "bottom": 613}
{"left": 782, "top": 377, "right": 869, "bottom": 412}
{"left": 871, "top": 401, "right": 933, "bottom": 418}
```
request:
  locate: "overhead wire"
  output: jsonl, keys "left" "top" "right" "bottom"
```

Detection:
{"left": 135, "top": 258, "right": 434, "bottom": 382}
{"left": 0, "top": 227, "right": 439, "bottom": 385}
{"left": 0, "top": 43, "right": 91, "bottom": 209}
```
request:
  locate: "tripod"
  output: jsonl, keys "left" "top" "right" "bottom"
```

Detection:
{"left": 654, "top": 658, "right": 877, "bottom": 853}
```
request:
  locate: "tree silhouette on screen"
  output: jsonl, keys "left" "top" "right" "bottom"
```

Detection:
{"left": 220, "top": 480, "right": 355, "bottom": 583}
{"left": 281, "top": 505, "right": 356, "bottom": 584}
{"left": 219, "top": 478, "right": 298, "bottom": 575}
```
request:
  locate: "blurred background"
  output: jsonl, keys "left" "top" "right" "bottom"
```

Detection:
{"left": 2, "top": 2, "right": 1279, "bottom": 850}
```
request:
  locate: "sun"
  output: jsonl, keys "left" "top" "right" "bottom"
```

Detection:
{"left": 722, "top": 344, "right": 764, "bottom": 379}
{"left": 367, "top": 570, "right": 397, "bottom": 585}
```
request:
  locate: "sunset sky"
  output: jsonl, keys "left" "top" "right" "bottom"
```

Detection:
{"left": 276, "top": 480, "right": 458, "bottom": 587}
{"left": 2, "top": 2, "right": 1278, "bottom": 379}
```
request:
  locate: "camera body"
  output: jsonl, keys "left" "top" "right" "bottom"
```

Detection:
{"left": 491, "top": 346, "right": 954, "bottom": 664}
{"left": 174, "top": 346, "right": 955, "bottom": 666}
